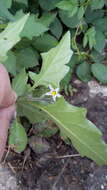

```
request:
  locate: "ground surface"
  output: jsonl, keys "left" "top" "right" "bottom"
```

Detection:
{"left": 1, "top": 79, "right": 107, "bottom": 190}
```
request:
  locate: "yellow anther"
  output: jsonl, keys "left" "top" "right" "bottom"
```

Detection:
{"left": 51, "top": 91, "right": 57, "bottom": 96}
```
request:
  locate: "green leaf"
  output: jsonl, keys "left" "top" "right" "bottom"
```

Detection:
{"left": 76, "top": 62, "right": 92, "bottom": 82}
{"left": 94, "top": 30, "right": 106, "bottom": 53}
{"left": 14, "top": 38, "right": 31, "bottom": 50}
{"left": 13, "top": 0, "right": 28, "bottom": 7}
{"left": 85, "top": 7, "right": 104, "bottom": 23}
{"left": 91, "top": 50, "right": 105, "bottom": 64}
{"left": 90, "top": 0, "right": 105, "bottom": 10}
{"left": 15, "top": 11, "right": 48, "bottom": 40}
{"left": 68, "top": 54, "right": 79, "bottom": 68}
{"left": 78, "top": 6, "right": 85, "bottom": 19}
{"left": 59, "top": 10, "right": 80, "bottom": 28}
{"left": 0, "top": 14, "right": 29, "bottom": 62}
{"left": 29, "top": 136, "right": 50, "bottom": 154}
{"left": 88, "top": 27, "right": 96, "bottom": 49}
{"left": 15, "top": 47, "right": 38, "bottom": 70}
{"left": 32, "top": 33, "right": 58, "bottom": 52}
{"left": 21, "top": 14, "right": 48, "bottom": 39}
{"left": 60, "top": 68, "right": 72, "bottom": 94}
{"left": 39, "top": 0, "right": 60, "bottom": 11}
{"left": 12, "top": 69, "right": 28, "bottom": 96}
{"left": 12, "top": 0, "right": 28, "bottom": 11}
{"left": 83, "top": 34, "right": 88, "bottom": 48}
{"left": 29, "top": 31, "right": 73, "bottom": 88}
{"left": 3, "top": 51, "right": 16, "bottom": 76}
{"left": 32, "top": 86, "right": 48, "bottom": 97}
{"left": 80, "top": 0, "right": 86, "bottom": 2}
{"left": 56, "top": 0, "right": 78, "bottom": 17}
{"left": 0, "top": 0, "right": 14, "bottom": 21}
{"left": 4, "top": 0, "right": 12, "bottom": 8}
{"left": 91, "top": 63, "right": 107, "bottom": 84}
{"left": 9, "top": 120, "right": 27, "bottom": 153}
{"left": 93, "top": 17, "right": 107, "bottom": 33}
{"left": 60, "top": 54, "right": 78, "bottom": 90}
{"left": 50, "top": 18, "right": 63, "bottom": 39}
{"left": 17, "top": 100, "right": 48, "bottom": 123}
{"left": 21, "top": 97, "right": 107, "bottom": 165}
{"left": 39, "top": 127, "right": 58, "bottom": 137}
{"left": 38, "top": 12, "right": 56, "bottom": 27}
{"left": 83, "top": 27, "right": 96, "bottom": 49}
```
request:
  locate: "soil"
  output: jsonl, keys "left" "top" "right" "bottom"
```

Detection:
{"left": 3, "top": 79, "right": 107, "bottom": 190}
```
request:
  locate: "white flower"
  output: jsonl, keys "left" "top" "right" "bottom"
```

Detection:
{"left": 45, "top": 85, "right": 61, "bottom": 101}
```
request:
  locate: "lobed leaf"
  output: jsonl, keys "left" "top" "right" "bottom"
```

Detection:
{"left": 29, "top": 31, "right": 73, "bottom": 88}
{"left": 17, "top": 100, "right": 48, "bottom": 123}
{"left": 0, "top": 14, "right": 29, "bottom": 61}
{"left": 15, "top": 11, "right": 48, "bottom": 39}
{"left": 20, "top": 97, "right": 107, "bottom": 165}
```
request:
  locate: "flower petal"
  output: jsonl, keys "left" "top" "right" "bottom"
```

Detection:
{"left": 55, "top": 88, "right": 59, "bottom": 92}
{"left": 52, "top": 95, "right": 56, "bottom": 101}
{"left": 56, "top": 93, "right": 61, "bottom": 98}
{"left": 48, "top": 84, "right": 53, "bottom": 91}
{"left": 45, "top": 92, "right": 51, "bottom": 96}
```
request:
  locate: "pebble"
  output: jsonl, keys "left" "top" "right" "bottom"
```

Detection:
{"left": 101, "top": 184, "right": 104, "bottom": 189}
{"left": 88, "top": 80, "right": 107, "bottom": 97}
{"left": 0, "top": 164, "right": 19, "bottom": 190}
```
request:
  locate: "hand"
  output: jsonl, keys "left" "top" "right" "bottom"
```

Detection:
{"left": 0, "top": 64, "right": 17, "bottom": 161}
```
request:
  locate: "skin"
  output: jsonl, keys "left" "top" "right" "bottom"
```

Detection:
{"left": 0, "top": 64, "right": 17, "bottom": 161}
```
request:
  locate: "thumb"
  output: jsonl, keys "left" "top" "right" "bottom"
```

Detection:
{"left": 0, "top": 105, "right": 16, "bottom": 162}
{"left": 0, "top": 64, "right": 17, "bottom": 108}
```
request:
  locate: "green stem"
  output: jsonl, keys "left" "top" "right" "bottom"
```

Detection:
{"left": 80, "top": 0, "right": 91, "bottom": 7}
{"left": 72, "top": 22, "right": 81, "bottom": 56}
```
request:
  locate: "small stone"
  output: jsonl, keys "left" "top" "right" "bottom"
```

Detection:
{"left": 0, "top": 164, "right": 19, "bottom": 190}
{"left": 89, "top": 173, "right": 94, "bottom": 178}
{"left": 101, "top": 184, "right": 104, "bottom": 189}
{"left": 73, "top": 79, "right": 81, "bottom": 85}
{"left": 88, "top": 80, "right": 107, "bottom": 97}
